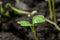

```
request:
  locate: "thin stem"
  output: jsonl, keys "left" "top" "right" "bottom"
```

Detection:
{"left": 10, "top": 6, "right": 30, "bottom": 14}
{"left": 51, "top": 0, "right": 57, "bottom": 23}
{"left": 0, "top": 1, "right": 4, "bottom": 13}
{"left": 30, "top": 25, "right": 37, "bottom": 40}
{"left": 5, "top": 3, "right": 38, "bottom": 17}
{"left": 0, "top": 6, "right": 4, "bottom": 13}
{"left": 48, "top": 0, "right": 53, "bottom": 20}
{"left": 5, "top": 3, "right": 30, "bottom": 14}
{"left": 45, "top": 18, "right": 60, "bottom": 31}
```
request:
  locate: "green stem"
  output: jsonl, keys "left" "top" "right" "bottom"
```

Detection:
{"left": 48, "top": 0, "right": 53, "bottom": 20}
{"left": 30, "top": 25, "right": 37, "bottom": 40}
{"left": 45, "top": 18, "right": 60, "bottom": 31}
{"left": 10, "top": 6, "right": 30, "bottom": 14}
{"left": 5, "top": 3, "right": 37, "bottom": 17}
{"left": 5, "top": 3, "right": 30, "bottom": 15}
{"left": 51, "top": 0, "right": 57, "bottom": 23}
{"left": 0, "top": 5, "right": 4, "bottom": 13}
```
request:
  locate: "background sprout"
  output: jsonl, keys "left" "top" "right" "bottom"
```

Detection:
{"left": 17, "top": 15, "right": 45, "bottom": 40}
{"left": 47, "top": 0, "right": 53, "bottom": 20}
{"left": 0, "top": 1, "right": 4, "bottom": 13}
{"left": 51, "top": 0, "right": 57, "bottom": 23}
{"left": 5, "top": 3, "right": 37, "bottom": 17}
{"left": 0, "top": 6, "right": 4, "bottom": 13}
{"left": 5, "top": 3, "right": 30, "bottom": 15}
{"left": 4, "top": 11, "right": 10, "bottom": 17}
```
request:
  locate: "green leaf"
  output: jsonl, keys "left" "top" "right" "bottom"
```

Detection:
{"left": 32, "top": 15, "right": 45, "bottom": 24}
{"left": 17, "top": 20, "right": 32, "bottom": 27}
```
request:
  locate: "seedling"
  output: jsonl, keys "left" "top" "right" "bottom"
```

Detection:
{"left": 4, "top": 11, "right": 10, "bottom": 17}
{"left": 5, "top": 3, "right": 30, "bottom": 15}
{"left": 5, "top": 3, "right": 37, "bottom": 17}
{"left": 17, "top": 15, "right": 45, "bottom": 40}
{"left": 17, "top": 14, "right": 60, "bottom": 40}
{"left": 0, "top": 6, "right": 4, "bottom": 13}
{"left": 0, "top": 1, "right": 4, "bottom": 13}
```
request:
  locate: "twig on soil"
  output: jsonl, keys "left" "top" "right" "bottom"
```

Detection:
{"left": 5, "top": 3, "right": 30, "bottom": 14}
{"left": 0, "top": 1, "right": 4, "bottom": 13}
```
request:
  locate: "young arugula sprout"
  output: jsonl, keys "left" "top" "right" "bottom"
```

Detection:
{"left": 17, "top": 15, "right": 45, "bottom": 40}
{"left": 5, "top": 3, "right": 37, "bottom": 17}
{"left": 0, "top": 1, "right": 4, "bottom": 13}
{"left": 17, "top": 14, "right": 60, "bottom": 40}
{"left": 5, "top": 3, "right": 30, "bottom": 14}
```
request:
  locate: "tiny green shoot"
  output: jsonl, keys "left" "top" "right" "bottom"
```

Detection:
{"left": 47, "top": 0, "right": 53, "bottom": 20}
{"left": 5, "top": 3, "right": 37, "bottom": 17}
{"left": 17, "top": 15, "right": 45, "bottom": 40}
{"left": 0, "top": 6, "right": 4, "bottom": 13}
{"left": 0, "top": 1, "right": 4, "bottom": 13}
{"left": 4, "top": 11, "right": 10, "bottom": 17}
{"left": 5, "top": 3, "right": 30, "bottom": 15}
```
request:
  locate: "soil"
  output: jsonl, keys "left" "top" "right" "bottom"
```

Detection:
{"left": 0, "top": 0, "right": 60, "bottom": 40}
